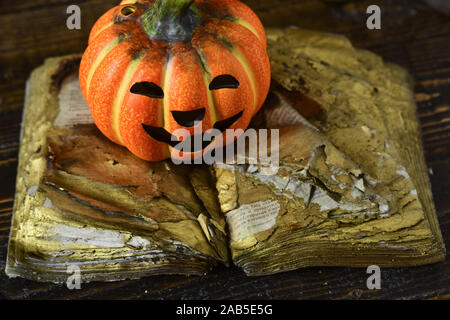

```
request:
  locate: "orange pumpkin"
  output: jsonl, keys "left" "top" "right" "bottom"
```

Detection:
{"left": 79, "top": 0, "right": 271, "bottom": 161}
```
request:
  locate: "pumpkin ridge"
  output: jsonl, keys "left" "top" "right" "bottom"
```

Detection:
{"left": 215, "top": 15, "right": 261, "bottom": 45}
{"left": 85, "top": 35, "right": 128, "bottom": 97}
{"left": 205, "top": 19, "right": 270, "bottom": 112}
{"left": 231, "top": 18, "right": 261, "bottom": 43}
{"left": 197, "top": 0, "right": 266, "bottom": 48}
{"left": 193, "top": 29, "right": 257, "bottom": 114}
{"left": 112, "top": 53, "right": 146, "bottom": 144}
{"left": 89, "top": 22, "right": 115, "bottom": 44}
{"left": 209, "top": 33, "right": 257, "bottom": 114}
{"left": 158, "top": 55, "right": 170, "bottom": 158}
{"left": 86, "top": 40, "right": 137, "bottom": 145}
{"left": 192, "top": 46, "right": 218, "bottom": 127}
{"left": 88, "top": 6, "right": 118, "bottom": 44}
{"left": 161, "top": 54, "right": 174, "bottom": 138}
{"left": 229, "top": 46, "right": 257, "bottom": 113}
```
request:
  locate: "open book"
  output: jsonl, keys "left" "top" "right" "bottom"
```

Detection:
{"left": 6, "top": 28, "right": 445, "bottom": 282}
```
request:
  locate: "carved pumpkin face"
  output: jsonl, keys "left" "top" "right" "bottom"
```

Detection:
{"left": 79, "top": 0, "right": 271, "bottom": 161}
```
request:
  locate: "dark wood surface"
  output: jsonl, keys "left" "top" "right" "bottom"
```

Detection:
{"left": 0, "top": 0, "right": 449, "bottom": 300}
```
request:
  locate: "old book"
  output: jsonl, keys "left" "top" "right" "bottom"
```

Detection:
{"left": 5, "top": 28, "right": 445, "bottom": 282}
{"left": 215, "top": 28, "right": 446, "bottom": 275}
{"left": 6, "top": 56, "right": 228, "bottom": 282}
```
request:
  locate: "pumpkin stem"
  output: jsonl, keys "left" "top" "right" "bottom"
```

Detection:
{"left": 140, "top": 0, "right": 201, "bottom": 41}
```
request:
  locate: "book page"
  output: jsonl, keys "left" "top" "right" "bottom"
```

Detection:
{"left": 226, "top": 200, "right": 280, "bottom": 242}
{"left": 54, "top": 72, "right": 94, "bottom": 128}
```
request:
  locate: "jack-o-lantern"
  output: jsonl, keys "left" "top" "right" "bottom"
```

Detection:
{"left": 79, "top": 0, "right": 271, "bottom": 161}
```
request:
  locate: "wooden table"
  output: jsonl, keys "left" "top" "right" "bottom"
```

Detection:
{"left": 0, "top": 0, "right": 449, "bottom": 299}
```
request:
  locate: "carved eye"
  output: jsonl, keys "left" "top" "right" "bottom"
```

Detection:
{"left": 130, "top": 82, "right": 164, "bottom": 99}
{"left": 209, "top": 75, "right": 239, "bottom": 90}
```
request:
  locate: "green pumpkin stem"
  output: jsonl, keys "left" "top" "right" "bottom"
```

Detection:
{"left": 140, "top": 0, "right": 201, "bottom": 41}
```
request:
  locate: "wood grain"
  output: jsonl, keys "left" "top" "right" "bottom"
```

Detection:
{"left": 0, "top": 0, "right": 449, "bottom": 299}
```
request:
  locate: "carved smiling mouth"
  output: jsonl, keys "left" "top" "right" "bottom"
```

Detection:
{"left": 142, "top": 110, "right": 243, "bottom": 152}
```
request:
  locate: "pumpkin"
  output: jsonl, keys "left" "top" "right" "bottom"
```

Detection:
{"left": 79, "top": 0, "right": 271, "bottom": 161}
